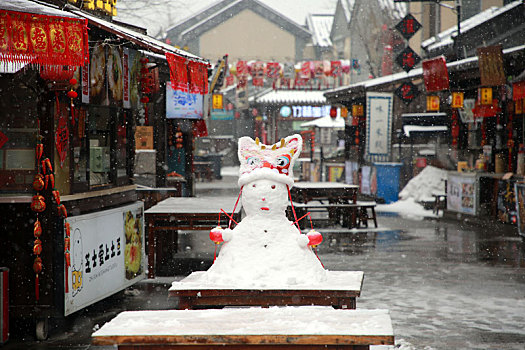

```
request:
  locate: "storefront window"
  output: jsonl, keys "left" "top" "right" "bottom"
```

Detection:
{"left": 0, "top": 83, "right": 38, "bottom": 194}
{"left": 88, "top": 107, "right": 112, "bottom": 187}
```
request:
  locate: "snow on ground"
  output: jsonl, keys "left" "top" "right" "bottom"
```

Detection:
{"left": 376, "top": 166, "right": 447, "bottom": 220}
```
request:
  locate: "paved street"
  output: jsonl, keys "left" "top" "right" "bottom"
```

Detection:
{"left": 4, "top": 173, "right": 525, "bottom": 349}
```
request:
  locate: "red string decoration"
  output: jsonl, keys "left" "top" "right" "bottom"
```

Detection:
{"left": 0, "top": 10, "right": 89, "bottom": 69}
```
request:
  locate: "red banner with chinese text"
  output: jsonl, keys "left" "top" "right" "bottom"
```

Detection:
{"left": 188, "top": 60, "right": 209, "bottom": 95}
{"left": 422, "top": 56, "right": 449, "bottom": 92}
{"left": 513, "top": 81, "right": 525, "bottom": 101}
{"left": 0, "top": 10, "right": 89, "bottom": 67}
{"left": 165, "top": 52, "right": 188, "bottom": 92}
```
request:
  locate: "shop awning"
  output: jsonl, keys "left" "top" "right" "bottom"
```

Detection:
{"left": 67, "top": 7, "right": 208, "bottom": 64}
{"left": 251, "top": 90, "right": 327, "bottom": 104}
{"left": 401, "top": 112, "right": 448, "bottom": 126}
{"left": 403, "top": 125, "right": 448, "bottom": 137}
{"left": 301, "top": 115, "right": 345, "bottom": 128}
{"left": 0, "top": 0, "right": 89, "bottom": 67}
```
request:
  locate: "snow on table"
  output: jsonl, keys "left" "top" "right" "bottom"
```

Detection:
{"left": 169, "top": 270, "right": 364, "bottom": 291}
{"left": 92, "top": 307, "right": 394, "bottom": 346}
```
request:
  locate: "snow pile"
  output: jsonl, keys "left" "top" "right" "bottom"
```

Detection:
{"left": 376, "top": 166, "right": 447, "bottom": 220}
{"left": 399, "top": 166, "right": 447, "bottom": 202}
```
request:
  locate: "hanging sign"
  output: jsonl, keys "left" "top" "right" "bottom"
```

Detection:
{"left": 165, "top": 82, "right": 203, "bottom": 119}
{"left": 352, "top": 104, "right": 364, "bottom": 117}
{"left": 395, "top": 13, "right": 422, "bottom": 40}
{"left": 340, "top": 107, "right": 348, "bottom": 118}
{"left": 365, "top": 92, "right": 393, "bottom": 162}
{"left": 451, "top": 92, "right": 464, "bottom": 108}
{"left": 396, "top": 46, "right": 421, "bottom": 73}
{"left": 472, "top": 99, "right": 501, "bottom": 118}
{"left": 64, "top": 202, "right": 145, "bottom": 316}
{"left": 330, "top": 61, "right": 342, "bottom": 77}
{"left": 458, "top": 99, "right": 476, "bottom": 123}
{"left": 477, "top": 45, "right": 505, "bottom": 86}
{"left": 479, "top": 87, "right": 493, "bottom": 105}
{"left": 426, "top": 96, "right": 440, "bottom": 111}
{"left": 395, "top": 81, "right": 419, "bottom": 105}
{"left": 266, "top": 62, "right": 280, "bottom": 79}
{"left": 212, "top": 93, "right": 223, "bottom": 110}
{"left": 55, "top": 114, "right": 69, "bottom": 168}
{"left": 422, "top": 56, "right": 449, "bottom": 92}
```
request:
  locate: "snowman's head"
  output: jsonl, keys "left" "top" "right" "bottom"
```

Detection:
{"left": 242, "top": 178, "right": 289, "bottom": 216}
{"left": 237, "top": 134, "right": 302, "bottom": 187}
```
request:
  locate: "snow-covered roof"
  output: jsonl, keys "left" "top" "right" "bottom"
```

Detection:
{"left": 306, "top": 14, "right": 334, "bottom": 48}
{"left": 301, "top": 115, "right": 345, "bottom": 128}
{"left": 403, "top": 125, "right": 448, "bottom": 137}
{"left": 340, "top": 0, "right": 355, "bottom": 23}
{"left": 421, "top": 1, "right": 523, "bottom": 52}
{"left": 251, "top": 90, "right": 328, "bottom": 104}
{"left": 325, "top": 44, "right": 525, "bottom": 97}
{"left": 0, "top": 0, "right": 81, "bottom": 18}
{"left": 68, "top": 8, "right": 207, "bottom": 63}
{"left": 377, "top": 0, "right": 406, "bottom": 21}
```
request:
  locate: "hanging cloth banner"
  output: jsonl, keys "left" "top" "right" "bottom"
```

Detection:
{"left": 0, "top": 10, "right": 89, "bottom": 67}
{"left": 165, "top": 52, "right": 188, "bottom": 92}
{"left": 188, "top": 60, "right": 209, "bottom": 95}
{"left": 422, "top": 56, "right": 449, "bottom": 92}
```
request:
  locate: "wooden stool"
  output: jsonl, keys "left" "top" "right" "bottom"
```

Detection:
{"left": 356, "top": 202, "right": 377, "bottom": 228}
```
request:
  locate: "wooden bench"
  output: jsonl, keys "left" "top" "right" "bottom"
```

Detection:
{"left": 169, "top": 270, "right": 364, "bottom": 310}
{"left": 194, "top": 161, "right": 214, "bottom": 182}
{"left": 355, "top": 202, "right": 378, "bottom": 228}
{"left": 92, "top": 307, "right": 394, "bottom": 349}
{"left": 287, "top": 202, "right": 359, "bottom": 229}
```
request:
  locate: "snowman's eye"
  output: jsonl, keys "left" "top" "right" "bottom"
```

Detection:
{"left": 247, "top": 157, "right": 260, "bottom": 166}
{"left": 276, "top": 156, "right": 289, "bottom": 167}
{"left": 252, "top": 184, "right": 256, "bottom": 188}
{"left": 271, "top": 185, "right": 276, "bottom": 189}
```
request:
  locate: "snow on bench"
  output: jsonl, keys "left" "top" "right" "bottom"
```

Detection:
{"left": 92, "top": 307, "right": 394, "bottom": 349}
{"left": 169, "top": 270, "right": 364, "bottom": 310}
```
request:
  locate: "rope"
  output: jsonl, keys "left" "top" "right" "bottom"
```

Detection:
{"left": 286, "top": 184, "right": 302, "bottom": 234}
{"left": 229, "top": 186, "right": 243, "bottom": 229}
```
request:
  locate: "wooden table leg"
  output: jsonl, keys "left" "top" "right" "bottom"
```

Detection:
{"left": 147, "top": 222, "right": 156, "bottom": 279}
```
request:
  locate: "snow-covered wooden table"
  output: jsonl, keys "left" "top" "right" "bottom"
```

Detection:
{"left": 169, "top": 270, "right": 364, "bottom": 310}
{"left": 145, "top": 197, "right": 242, "bottom": 278}
{"left": 92, "top": 307, "right": 394, "bottom": 349}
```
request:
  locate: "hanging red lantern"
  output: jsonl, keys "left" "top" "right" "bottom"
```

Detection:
{"left": 140, "top": 96, "right": 150, "bottom": 104}
{"left": 31, "top": 195, "right": 46, "bottom": 213}
{"left": 33, "top": 174, "right": 45, "bottom": 191}
{"left": 69, "top": 78, "right": 77, "bottom": 86}
{"left": 67, "top": 90, "right": 78, "bottom": 99}
{"left": 306, "top": 229, "right": 323, "bottom": 247}
{"left": 329, "top": 106, "right": 337, "bottom": 119}
{"left": 210, "top": 226, "right": 224, "bottom": 243}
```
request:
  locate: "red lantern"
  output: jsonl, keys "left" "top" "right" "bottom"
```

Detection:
{"left": 31, "top": 195, "right": 46, "bottom": 213}
{"left": 69, "top": 78, "right": 77, "bottom": 86}
{"left": 307, "top": 229, "right": 323, "bottom": 247}
{"left": 67, "top": 90, "right": 78, "bottom": 99}
{"left": 210, "top": 226, "right": 224, "bottom": 243}
{"left": 329, "top": 107, "right": 337, "bottom": 119}
{"left": 140, "top": 96, "right": 150, "bottom": 104}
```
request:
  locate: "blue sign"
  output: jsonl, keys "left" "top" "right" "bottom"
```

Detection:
{"left": 166, "top": 83, "right": 203, "bottom": 119}
{"left": 280, "top": 105, "right": 292, "bottom": 117}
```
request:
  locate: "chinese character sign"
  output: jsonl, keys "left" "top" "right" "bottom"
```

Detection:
{"left": 396, "top": 46, "right": 421, "bottom": 73}
{"left": 366, "top": 92, "right": 393, "bottom": 162}
{"left": 394, "top": 81, "right": 419, "bottom": 105}
{"left": 395, "top": 13, "right": 421, "bottom": 40}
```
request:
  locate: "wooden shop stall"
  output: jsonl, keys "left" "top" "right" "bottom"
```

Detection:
{"left": 0, "top": 0, "right": 207, "bottom": 339}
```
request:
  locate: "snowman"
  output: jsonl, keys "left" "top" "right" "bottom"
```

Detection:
{"left": 202, "top": 134, "right": 327, "bottom": 287}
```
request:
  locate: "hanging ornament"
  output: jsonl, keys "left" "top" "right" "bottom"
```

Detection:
{"left": 31, "top": 195, "right": 46, "bottom": 213}
{"left": 33, "top": 174, "right": 45, "bottom": 191}
{"left": 175, "top": 127, "right": 184, "bottom": 149}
